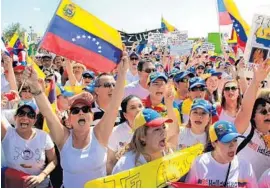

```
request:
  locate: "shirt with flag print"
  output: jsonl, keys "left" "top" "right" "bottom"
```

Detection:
{"left": 142, "top": 96, "right": 181, "bottom": 125}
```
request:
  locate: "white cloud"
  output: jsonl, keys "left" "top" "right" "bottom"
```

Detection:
{"left": 33, "top": 7, "right": 40, "bottom": 11}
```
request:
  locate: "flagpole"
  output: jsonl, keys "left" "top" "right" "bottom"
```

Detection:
{"left": 214, "top": 0, "right": 224, "bottom": 55}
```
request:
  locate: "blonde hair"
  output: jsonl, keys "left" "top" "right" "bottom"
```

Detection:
{"left": 72, "top": 62, "right": 86, "bottom": 71}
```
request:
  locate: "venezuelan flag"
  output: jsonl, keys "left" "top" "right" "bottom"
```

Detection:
{"left": 217, "top": 0, "right": 250, "bottom": 50}
{"left": 255, "top": 27, "right": 270, "bottom": 48}
{"left": 41, "top": 0, "right": 122, "bottom": 72}
{"left": 161, "top": 17, "right": 176, "bottom": 33}
{"left": 8, "top": 32, "right": 24, "bottom": 49}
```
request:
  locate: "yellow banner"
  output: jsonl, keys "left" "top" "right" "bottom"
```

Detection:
{"left": 84, "top": 144, "right": 203, "bottom": 188}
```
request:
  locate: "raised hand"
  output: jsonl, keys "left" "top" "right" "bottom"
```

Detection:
{"left": 253, "top": 59, "right": 270, "bottom": 83}
{"left": 117, "top": 51, "right": 129, "bottom": 73}
{"left": 22, "top": 66, "right": 40, "bottom": 91}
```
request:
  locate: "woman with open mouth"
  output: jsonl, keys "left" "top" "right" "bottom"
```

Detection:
{"left": 235, "top": 60, "right": 270, "bottom": 180}
{"left": 112, "top": 108, "right": 177, "bottom": 174}
{"left": 185, "top": 121, "right": 258, "bottom": 188}
{"left": 217, "top": 80, "right": 242, "bottom": 123}
{"left": 169, "top": 99, "right": 216, "bottom": 150}
{"left": 22, "top": 53, "right": 129, "bottom": 188}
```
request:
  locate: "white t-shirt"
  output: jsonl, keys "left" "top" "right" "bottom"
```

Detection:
{"left": 1, "top": 109, "right": 16, "bottom": 126}
{"left": 126, "top": 70, "right": 139, "bottom": 85}
{"left": 64, "top": 78, "right": 83, "bottom": 87}
{"left": 112, "top": 151, "right": 147, "bottom": 174}
{"left": 185, "top": 152, "right": 258, "bottom": 188}
{"left": 2, "top": 127, "right": 54, "bottom": 187}
{"left": 1, "top": 73, "right": 10, "bottom": 93}
{"left": 60, "top": 128, "right": 107, "bottom": 188}
{"left": 258, "top": 168, "right": 270, "bottom": 188}
{"left": 219, "top": 109, "right": 236, "bottom": 123}
{"left": 124, "top": 80, "right": 149, "bottom": 99}
{"left": 108, "top": 122, "right": 133, "bottom": 153}
{"left": 178, "top": 127, "right": 207, "bottom": 150}
{"left": 237, "top": 123, "right": 270, "bottom": 180}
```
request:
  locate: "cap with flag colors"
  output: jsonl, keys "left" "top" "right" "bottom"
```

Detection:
{"left": 217, "top": 0, "right": 250, "bottom": 51}
{"left": 40, "top": 0, "right": 123, "bottom": 72}
{"left": 133, "top": 108, "right": 173, "bottom": 132}
{"left": 161, "top": 17, "right": 176, "bottom": 33}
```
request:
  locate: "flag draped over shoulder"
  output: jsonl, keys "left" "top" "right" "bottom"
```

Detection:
{"left": 40, "top": 0, "right": 123, "bottom": 72}
{"left": 217, "top": 0, "right": 250, "bottom": 50}
{"left": 161, "top": 17, "right": 176, "bottom": 33}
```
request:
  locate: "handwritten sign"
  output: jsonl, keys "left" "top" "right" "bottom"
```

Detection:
{"left": 170, "top": 41, "right": 193, "bottom": 56}
{"left": 148, "top": 32, "right": 167, "bottom": 46}
{"left": 167, "top": 31, "right": 188, "bottom": 45}
{"left": 244, "top": 14, "right": 270, "bottom": 64}
{"left": 84, "top": 144, "right": 203, "bottom": 188}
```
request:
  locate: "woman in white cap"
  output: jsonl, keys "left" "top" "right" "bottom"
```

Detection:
{"left": 22, "top": 54, "right": 129, "bottom": 187}
{"left": 185, "top": 121, "right": 257, "bottom": 188}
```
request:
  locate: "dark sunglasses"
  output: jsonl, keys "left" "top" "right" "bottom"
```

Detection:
{"left": 83, "top": 75, "right": 93, "bottom": 79}
{"left": 143, "top": 68, "right": 156, "bottom": 74}
{"left": 190, "top": 87, "right": 206, "bottom": 92}
{"left": 16, "top": 109, "right": 36, "bottom": 119}
{"left": 97, "top": 82, "right": 116, "bottom": 88}
{"left": 130, "top": 57, "right": 138, "bottom": 61}
{"left": 224, "top": 86, "right": 238, "bottom": 92}
{"left": 205, "top": 63, "right": 213, "bottom": 67}
{"left": 70, "top": 106, "right": 91, "bottom": 115}
{"left": 178, "top": 78, "right": 189, "bottom": 83}
{"left": 246, "top": 77, "right": 252, "bottom": 81}
{"left": 257, "top": 108, "right": 270, "bottom": 115}
{"left": 196, "top": 66, "right": 205, "bottom": 70}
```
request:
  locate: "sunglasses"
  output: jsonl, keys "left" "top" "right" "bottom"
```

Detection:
{"left": 196, "top": 66, "right": 205, "bottom": 70}
{"left": 16, "top": 109, "right": 36, "bottom": 119}
{"left": 83, "top": 75, "right": 93, "bottom": 79}
{"left": 190, "top": 87, "right": 206, "bottom": 92}
{"left": 224, "top": 86, "right": 238, "bottom": 91}
{"left": 205, "top": 63, "right": 213, "bottom": 67}
{"left": 130, "top": 57, "right": 138, "bottom": 61}
{"left": 70, "top": 106, "right": 91, "bottom": 115}
{"left": 97, "top": 82, "right": 116, "bottom": 88}
{"left": 257, "top": 108, "right": 270, "bottom": 115}
{"left": 246, "top": 77, "right": 252, "bottom": 81}
{"left": 178, "top": 78, "right": 189, "bottom": 83}
{"left": 143, "top": 68, "right": 156, "bottom": 74}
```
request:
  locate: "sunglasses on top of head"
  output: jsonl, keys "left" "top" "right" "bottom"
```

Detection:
{"left": 16, "top": 109, "right": 36, "bottom": 119}
{"left": 70, "top": 106, "right": 91, "bottom": 115}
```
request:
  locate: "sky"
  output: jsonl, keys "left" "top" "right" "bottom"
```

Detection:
{"left": 1, "top": 0, "right": 270, "bottom": 37}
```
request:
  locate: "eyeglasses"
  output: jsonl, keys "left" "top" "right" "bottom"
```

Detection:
{"left": 130, "top": 57, "right": 138, "bottom": 61}
{"left": 70, "top": 106, "right": 91, "bottom": 115}
{"left": 178, "top": 78, "right": 189, "bottom": 83}
{"left": 246, "top": 77, "right": 252, "bottom": 81}
{"left": 257, "top": 108, "right": 270, "bottom": 115}
{"left": 205, "top": 63, "right": 213, "bottom": 67}
{"left": 190, "top": 87, "right": 206, "bottom": 92}
{"left": 196, "top": 66, "right": 205, "bottom": 70}
{"left": 16, "top": 109, "right": 36, "bottom": 119}
{"left": 83, "top": 75, "right": 93, "bottom": 79}
{"left": 224, "top": 86, "right": 238, "bottom": 92}
{"left": 97, "top": 82, "right": 116, "bottom": 88}
{"left": 143, "top": 68, "right": 156, "bottom": 74}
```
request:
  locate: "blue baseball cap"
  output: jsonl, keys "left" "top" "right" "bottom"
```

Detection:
{"left": 189, "top": 77, "right": 206, "bottom": 89}
{"left": 17, "top": 101, "right": 38, "bottom": 113}
{"left": 129, "top": 51, "right": 139, "bottom": 58}
{"left": 82, "top": 70, "right": 95, "bottom": 79}
{"left": 168, "top": 68, "right": 180, "bottom": 78}
{"left": 173, "top": 71, "right": 194, "bottom": 82}
{"left": 133, "top": 108, "right": 173, "bottom": 131}
{"left": 209, "top": 121, "right": 245, "bottom": 143}
{"left": 187, "top": 66, "right": 196, "bottom": 75}
{"left": 191, "top": 98, "right": 217, "bottom": 116}
{"left": 56, "top": 84, "right": 74, "bottom": 97}
{"left": 83, "top": 81, "right": 95, "bottom": 93}
{"left": 205, "top": 69, "right": 222, "bottom": 77}
{"left": 149, "top": 72, "right": 168, "bottom": 84}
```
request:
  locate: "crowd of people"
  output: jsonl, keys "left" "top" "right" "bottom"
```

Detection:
{"left": 1, "top": 41, "right": 270, "bottom": 188}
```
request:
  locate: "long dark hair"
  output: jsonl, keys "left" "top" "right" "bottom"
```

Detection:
{"left": 120, "top": 95, "right": 140, "bottom": 122}
{"left": 221, "top": 80, "right": 242, "bottom": 110}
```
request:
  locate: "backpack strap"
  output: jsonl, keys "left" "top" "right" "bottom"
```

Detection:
{"left": 236, "top": 125, "right": 255, "bottom": 154}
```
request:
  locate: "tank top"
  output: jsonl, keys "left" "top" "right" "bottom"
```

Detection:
{"left": 60, "top": 128, "right": 107, "bottom": 188}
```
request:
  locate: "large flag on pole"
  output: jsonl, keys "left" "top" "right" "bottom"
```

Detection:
{"left": 217, "top": 0, "right": 250, "bottom": 51}
{"left": 40, "top": 0, "right": 123, "bottom": 72}
{"left": 161, "top": 16, "right": 176, "bottom": 33}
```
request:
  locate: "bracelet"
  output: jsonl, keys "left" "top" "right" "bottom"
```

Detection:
{"left": 31, "top": 90, "right": 42, "bottom": 96}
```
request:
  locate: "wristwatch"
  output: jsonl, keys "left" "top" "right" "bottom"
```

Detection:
{"left": 31, "top": 90, "right": 42, "bottom": 96}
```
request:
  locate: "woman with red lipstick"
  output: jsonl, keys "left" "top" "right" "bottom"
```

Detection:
{"left": 185, "top": 121, "right": 258, "bottom": 188}
{"left": 235, "top": 60, "right": 270, "bottom": 180}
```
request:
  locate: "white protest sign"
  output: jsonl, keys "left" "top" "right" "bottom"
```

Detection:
{"left": 170, "top": 41, "right": 193, "bottom": 56}
{"left": 244, "top": 14, "right": 270, "bottom": 65}
{"left": 148, "top": 32, "right": 167, "bottom": 46}
{"left": 167, "top": 31, "right": 188, "bottom": 45}
{"left": 199, "top": 42, "right": 215, "bottom": 52}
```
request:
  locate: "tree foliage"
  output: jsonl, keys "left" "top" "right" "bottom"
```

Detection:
{"left": 2, "top": 22, "right": 27, "bottom": 42}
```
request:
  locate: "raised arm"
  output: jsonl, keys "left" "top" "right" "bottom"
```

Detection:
{"left": 94, "top": 53, "right": 129, "bottom": 147}
{"left": 23, "top": 66, "right": 67, "bottom": 149}
{"left": 65, "top": 59, "right": 77, "bottom": 86}
{"left": 2, "top": 53, "right": 17, "bottom": 91}
{"left": 235, "top": 60, "right": 270, "bottom": 134}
